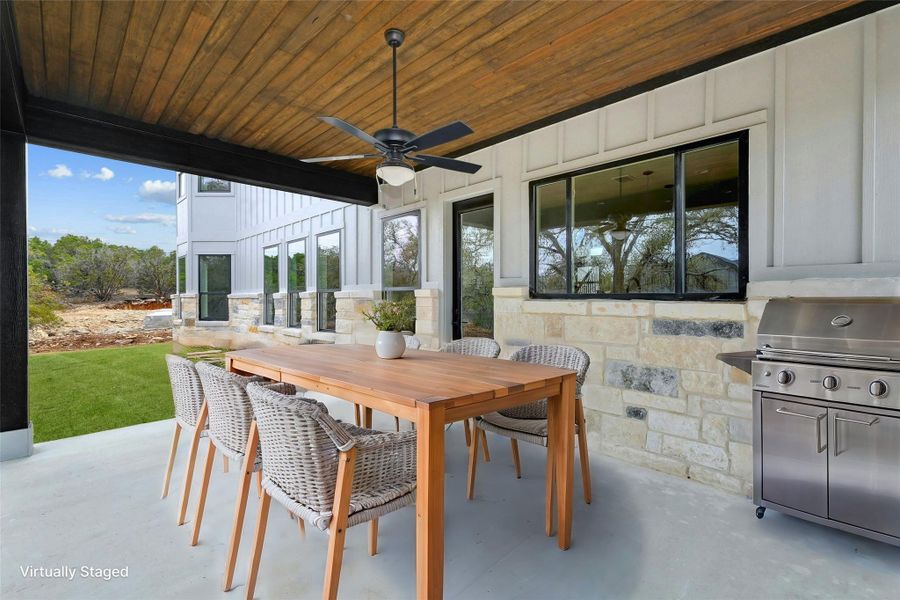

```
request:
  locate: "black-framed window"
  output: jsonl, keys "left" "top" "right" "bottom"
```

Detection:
{"left": 382, "top": 211, "right": 420, "bottom": 303}
{"left": 316, "top": 231, "right": 340, "bottom": 332}
{"left": 263, "top": 245, "right": 279, "bottom": 325}
{"left": 530, "top": 131, "right": 747, "bottom": 300}
{"left": 198, "top": 254, "right": 231, "bottom": 321}
{"left": 287, "top": 239, "right": 306, "bottom": 328}
{"left": 177, "top": 256, "right": 186, "bottom": 294}
{"left": 197, "top": 176, "right": 231, "bottom": 193}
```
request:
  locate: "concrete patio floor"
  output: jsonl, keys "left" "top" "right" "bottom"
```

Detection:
{"left": 2, "top": 397, "right": 898, "bottom": 600}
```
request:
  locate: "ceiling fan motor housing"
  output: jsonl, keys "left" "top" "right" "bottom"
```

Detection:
{"left": 374, "top": 127, "right": 416, "bottom": 148}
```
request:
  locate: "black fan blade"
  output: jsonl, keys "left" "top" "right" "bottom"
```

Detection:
{"left": 319, "top": 117, "right": 385, "bottom": 149}
{"left": 301, "top": 154, "right": 380, "bottom": 163}
{"left": 409, "top": 153, "right": 481, "bottom": 174}
{"left": 402, "top": 120, "right": 473, "bottom": 152}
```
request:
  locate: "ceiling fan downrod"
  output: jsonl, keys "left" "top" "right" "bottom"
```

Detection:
{"left": 385, "top": 28, "right": 405, "bottom": 129}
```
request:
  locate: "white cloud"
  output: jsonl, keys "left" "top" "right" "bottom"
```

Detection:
{"left": 46, "top": 164, "right": 73, "bottom": 178}
{"left": 108, "top": 225, "right": 137, "bottom": 235}
{"left": 105, "top": 213, "right": 176, "bottom": 226}
{"left": 138, "top": 179, "right": 177, "bottom": 204}
{"left": 29, "top": 226, "right": 72, "bottom": 237}
{"left": 93, "top": 167, "right": 115, "bottom": 181}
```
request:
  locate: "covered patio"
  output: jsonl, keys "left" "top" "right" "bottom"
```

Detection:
{"left": 2, "top": 1, "right": 900, "bottom": 599}
{"left": 3, "top": 400, "right": 898, "bottom": 600}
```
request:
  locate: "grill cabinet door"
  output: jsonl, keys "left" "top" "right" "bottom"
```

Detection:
{"left": 761, "top": 396, "right": 828, "bottom": 517}
{"left": 828, "top": 409, "right": 900, "bottom": 538}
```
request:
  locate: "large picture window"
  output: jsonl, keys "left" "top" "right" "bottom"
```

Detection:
{"left": 197, "top": 176, "right": 231, "bottom": 193}
{"left": 530, "top": 132, "right": 747, "bottom": 300}
{"left": 198, "top": 255, "right": 231, "bottom": 321}
{"left": 316, "top": 232, "right": 340, "bottom": 332}
{"left": 263, "top": 245, "right": 279, "bottom": 325}
{"left": 382, "top": 211, "right": 420, "bottom": 302}
{"left": 287, "top": 239, "right": 306, "bottom": 328}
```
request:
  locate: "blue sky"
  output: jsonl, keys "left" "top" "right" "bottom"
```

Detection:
{"left": 27, "top": 145, "right": 177, "bottom": 251}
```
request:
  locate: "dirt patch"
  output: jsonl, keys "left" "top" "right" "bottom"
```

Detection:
{"left": 30, "top": 303, "right": 172, "bottom": 354}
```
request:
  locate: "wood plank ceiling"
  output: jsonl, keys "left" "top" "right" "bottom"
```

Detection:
{"left": 12, "top": 0, "right": 861, "bottom": 176}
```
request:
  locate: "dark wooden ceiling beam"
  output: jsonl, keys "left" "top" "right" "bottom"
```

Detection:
{"left": 22, "top": 98, "right": 378, "bottom": 205}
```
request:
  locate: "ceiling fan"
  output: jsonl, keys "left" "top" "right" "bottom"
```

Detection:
{"left": 301, "top": 28, "right": 481, "bottom": 186}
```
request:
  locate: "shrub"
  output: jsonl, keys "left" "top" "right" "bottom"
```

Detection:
{"left": 28, "top": 266, "right": 63, "bottom": 328}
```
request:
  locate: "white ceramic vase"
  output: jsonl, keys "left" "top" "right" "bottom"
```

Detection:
{"left": 375, "top": 330, "right": 406, "bottom": 359}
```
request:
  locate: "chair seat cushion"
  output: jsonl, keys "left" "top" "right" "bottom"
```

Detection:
{"left": 477, "top": 412, "right": 548, "bottom": 447}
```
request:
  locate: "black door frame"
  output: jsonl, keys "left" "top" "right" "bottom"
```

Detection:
{"left": 452, "top": 194, "right": 494, "bottom": 340}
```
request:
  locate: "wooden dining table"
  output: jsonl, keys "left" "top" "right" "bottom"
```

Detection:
{"left": 226, "top": 343, "right": 577, "bottom": 600}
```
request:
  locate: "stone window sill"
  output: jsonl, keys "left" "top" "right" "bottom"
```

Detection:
{"left": 258, "top": 325, "right": 275, "bottom": 333}
{"left": 196, "top": 321, "right": 230, "bottom": 328}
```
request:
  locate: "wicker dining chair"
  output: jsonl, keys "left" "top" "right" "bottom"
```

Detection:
{"left": 162, "top": 355, "right": 208, "bottom": 502}
{"left": 467, "top": 344, "right": 592, "bottom": 532}
{"left": 192, "top": 362, "right": 293, "bottom": 591}
{"left": 440, "top": 337, "right": 501, "bottom": 456}
{"left": 243, "top": 382, "right": 417, "bottom": 600}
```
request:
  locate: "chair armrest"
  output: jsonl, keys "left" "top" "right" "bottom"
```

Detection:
{"left": 258, "top": 381, "right": 307, "bottom": 397}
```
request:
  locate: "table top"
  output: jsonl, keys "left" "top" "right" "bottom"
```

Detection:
{"left": 226, "top": 344, "right": 574, "bottom": 408}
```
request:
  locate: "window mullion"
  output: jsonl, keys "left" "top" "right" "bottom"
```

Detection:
{"left": 566, "top": 177, "right": 574, "bottom": 295}
{"left": 674, "top": 150, "right": 686, "bottom": 297}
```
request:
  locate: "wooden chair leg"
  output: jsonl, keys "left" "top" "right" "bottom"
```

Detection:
{"left": 256, "top": 469, "right": 263, "bottom": 499}
{"left": 545, "top": 437, "right": 555, "bottom": 537}
{"left": 363, "top": 407, "right": 373, "bottom": 429}
{"left": 297, "top": 516, "right": 306, "bottom": 539}
{"left": 223, "top": 455, "right": 229, "bottom": 473}
{"left": 178, "top": 400, "right": 208, "bottom": 525}
{"left": 510, "top": 439, "right": 522, "bottom": 479}
{"left": 466, "top": 423, "right": 480, "bottom": 500}
{"left": 480, "top": 428, "right": 491, "bottom": 462}
{"left": 244, "top": 490, "right": 272, "bottom": 600}
{"left": 463, "top": 419, "right": 472, "bottom": 447}
{"left": 161, "top": 422, "right": 182, "bottom": 499}
{"left": 368, "top": 519, "right": 378, "bottom": 556}
{"left": 576, "top": 398, "right": 592, "bottom": 505}
{"left": 322, "top": 447, "right": 357, "bottom": 600}
{"left": 354, "top": 404, "right": 361, "bottom": 426}
{"left": 224, "top": 422, "right": 260, "bottom": 592}
{"left": 190, "top": 439, "right": 217, "bottom": 546}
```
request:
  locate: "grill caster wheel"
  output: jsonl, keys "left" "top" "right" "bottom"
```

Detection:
{"left": 756, "top": 506, "right": 766, "bottom": 519}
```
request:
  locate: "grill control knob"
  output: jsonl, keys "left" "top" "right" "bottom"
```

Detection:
{"left": 776, "top": 370, "right": 794, "bottom": 385}
{"left": 822, "top": 375, "right": 839, "bottom": 391}
{"left": 869, "top": 380, "right": 889, "bottom": 398}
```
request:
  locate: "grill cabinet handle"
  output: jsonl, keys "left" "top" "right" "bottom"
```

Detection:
{"left": 775, "top": 407, "right": 827, "bottom": 453}
{"left": 833, "top": 414, "right": 880, "bottom": 457}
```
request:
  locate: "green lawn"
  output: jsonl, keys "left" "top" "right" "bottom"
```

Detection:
{"left": 29, "top": 343, "right": 176, "bottom": 443}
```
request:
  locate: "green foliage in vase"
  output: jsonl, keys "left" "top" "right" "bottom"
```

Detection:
{"left": 361, "top": 296, "right": 416, "bottom": 332}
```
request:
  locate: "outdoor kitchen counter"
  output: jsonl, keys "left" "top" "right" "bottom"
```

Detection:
{"left": 716, "top": 350, "right": 755, "bottom": 374}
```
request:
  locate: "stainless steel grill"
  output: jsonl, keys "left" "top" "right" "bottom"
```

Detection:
{"left": 743, "top": 297, "right": 900, "bottom": 546}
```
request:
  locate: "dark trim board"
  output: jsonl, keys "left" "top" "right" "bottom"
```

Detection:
{"left": 24, "top": 99, "right": 378, "bottom": 206}
{"left": 448, "top": 1, "right": 897, "bottom": 161}
{"left": 0, "top": 131, "right": 29, "bottom": 434}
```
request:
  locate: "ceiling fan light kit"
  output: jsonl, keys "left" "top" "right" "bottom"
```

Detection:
{"left": 303, "top": 28, "right": 481, "bottom": 187}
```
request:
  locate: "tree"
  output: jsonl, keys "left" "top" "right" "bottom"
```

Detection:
{"left": 28, "top": 266, "right": 63, "bottom": 328}
{"left": 62, "top": 246, "right": 133, "bottom": 301}
{"left": 135, "top": 247, "right": 176, "bottom": 300}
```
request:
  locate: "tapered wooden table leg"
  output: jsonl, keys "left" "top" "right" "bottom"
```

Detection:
{"left": 416, "top": 404, "right": 445, "bottom": 600}
{"left": 549, "top": 374, "right": 576, "bottom": 550}
{"left": 363, "top": 406, "right": 373, "bottom": 429}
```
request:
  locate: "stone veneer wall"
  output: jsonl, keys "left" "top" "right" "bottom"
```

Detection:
{"left": 493, "top": 286, "right": 758, "bottom": 496}
{"left": 173, "top": 289, "right": 436, "bottom": 349}
{"left": 414, "top": 289, "right": 440, "bottom": 350}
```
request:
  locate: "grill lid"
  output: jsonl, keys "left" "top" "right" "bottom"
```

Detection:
{"left": 757, "top": 297, "right": 900, "bottom": 367}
